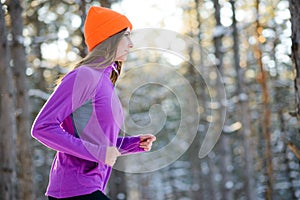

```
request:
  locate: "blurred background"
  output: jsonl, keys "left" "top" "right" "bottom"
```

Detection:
{"left": 1, "top": 0, "right": 300, "bottom": 200}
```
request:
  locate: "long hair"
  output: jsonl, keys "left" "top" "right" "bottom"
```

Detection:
{"left": 56, "top": 28, "right": 126, "bottom": 87}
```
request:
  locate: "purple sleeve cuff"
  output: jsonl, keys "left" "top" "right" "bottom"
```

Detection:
{"left": 117, "top": 136, "right": 145, "bottom": 155}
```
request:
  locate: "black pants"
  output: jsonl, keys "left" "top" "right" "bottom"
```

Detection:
{"left": 48, "top": 190, "right": 111, "bottom": 200}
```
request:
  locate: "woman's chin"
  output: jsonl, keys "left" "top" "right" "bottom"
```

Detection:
{"left": 115, "top": 57, "right": 127, "bottom": 62}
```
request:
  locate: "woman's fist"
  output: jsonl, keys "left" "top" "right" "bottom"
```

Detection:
{"left": 139, "top": 134, "right": 156, "bottom": 151}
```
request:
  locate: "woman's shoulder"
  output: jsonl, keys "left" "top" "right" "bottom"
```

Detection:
{"left": 64, "top": 66, "right": 103, "bottom": 81}
{"left": 60, "top": 65, "right": 110, "bottom": 92}
{"left": 75, "top": 65, "right": 98, "bottom": 75}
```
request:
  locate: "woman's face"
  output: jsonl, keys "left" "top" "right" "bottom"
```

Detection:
{"left": 115, "top": 28, "right": 133, "bottom": 61}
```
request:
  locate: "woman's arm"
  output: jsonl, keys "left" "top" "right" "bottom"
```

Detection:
{"left": 116, "top": 134, "right": 156, "bottom": 155}
{"left": 31, "top": 67, "right": 107, "bottom": 164}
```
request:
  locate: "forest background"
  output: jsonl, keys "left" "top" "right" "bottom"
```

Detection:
{"left": 1, "top": 0, "right": 300, "bottom": 200}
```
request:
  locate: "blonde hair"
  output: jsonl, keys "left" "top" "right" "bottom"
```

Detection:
{"left": 56, "top": 28, "right": 126, "bottom": 87}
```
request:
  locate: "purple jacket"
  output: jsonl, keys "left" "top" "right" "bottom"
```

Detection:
{"left": 31, "top": 63, "right": 144, "bottom": 198}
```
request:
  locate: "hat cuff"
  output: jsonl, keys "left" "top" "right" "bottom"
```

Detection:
{"left": 85, "top": 15, "right": 132, "bottom": 51}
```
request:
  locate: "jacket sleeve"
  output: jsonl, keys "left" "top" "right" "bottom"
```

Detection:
{"left": 116, "top": 136, "right": 145, "bottom": 155}
{"left": 31, "top": 68, "right": 107, "bottom": 164}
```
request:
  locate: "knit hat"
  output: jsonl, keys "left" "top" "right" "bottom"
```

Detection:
{"left": 84, "top": 6, "right": 133, "bottom": 52}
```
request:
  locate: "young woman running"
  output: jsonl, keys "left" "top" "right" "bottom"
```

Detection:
{"left": 31, "top": 6, "right": 156, "bottom": 200}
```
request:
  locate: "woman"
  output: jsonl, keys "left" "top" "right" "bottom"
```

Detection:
{"left": 31, "top": 6, "right": 156, "bottom": 200}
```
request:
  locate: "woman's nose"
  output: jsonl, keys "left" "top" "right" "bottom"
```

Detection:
{"left": 128, "top": 38, "right": 134, "bottom": 48}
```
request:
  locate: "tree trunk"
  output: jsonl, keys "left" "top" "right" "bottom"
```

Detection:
{"left": 230, "top": 0, "right": 256, "bottom": 199}
{"left": 290, "top": 0, "right": 300, "bottom": 121}
{"left": 28, "top": 4, "right": 52, "bottom": 199}
{"left": 0, "top": 4, "right": 19, "bottom": 200}
{"left": 187, "top": 1, "right": 205, "bottom": 199}
{"left": 212, "top": 0, "right": 235, "bottom": 199}
{"left": 207, "top": 155, "right": 219, "bottom": 200}
{"left": 213, "top": 0, "right": 223, "bottom": 74}
{"left": 289, "top": 0, "right": 300, "bottom": 165}
{"left": 100, "top": 0, "right": 112, "bottom": 8}
{"left": 279, "top": 110, "right": 297, "bottom": 200}
{"left": 9, "top": 1, "right": 35, "bottom": 199}
{"left": 255, "top": 0, "right": 273, "bottom": 199}
{"left": 79, "top": 0, "right": 87, "bottom": 57}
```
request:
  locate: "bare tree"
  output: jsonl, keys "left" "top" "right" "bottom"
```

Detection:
{"left": 212, "top": 0, "right": 235, "bottom": 199}
{"left": 100, "top": 0, "right": 113, "bottom": 8}
{"left": 289, "top": 0, "right": 300, "bottom": 160}
{"left": 0, "top": 3, "right": 19, "bottom": 200}
{"left": 9, "top": 0, "right": 35, "bottom": 199}
{"left": 254, "top": 0, "right": 273, "bottom": 199}
{"left": 290, "top": 0, "right": 300, "bottom": 121}
{"left": 230, "top": 0, "right": 256, "bottom": 199}
{"left": 78, "top": 0, "right": 87, "bottom": 57}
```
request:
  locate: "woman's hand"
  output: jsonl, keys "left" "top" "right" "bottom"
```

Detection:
{"left": 139, "top": 134, "right": 156, "bottom": 151}
{"left": 105, "top": 146, "right": 121, "bottom": 166}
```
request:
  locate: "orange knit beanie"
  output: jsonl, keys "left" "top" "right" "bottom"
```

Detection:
{"left": 84, "top": 6, "right": 133, "bottom": 52}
